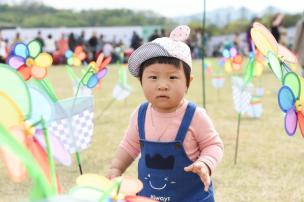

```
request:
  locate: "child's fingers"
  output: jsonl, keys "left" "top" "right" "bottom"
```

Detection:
{"left": 198, "top": 171, "right": 210, "bottom": 192}
{"left": 184, "top": 164, "right": 194, "bottom": 172}
{"left": 184, "top": 162, "right": 210, "bottom": 192}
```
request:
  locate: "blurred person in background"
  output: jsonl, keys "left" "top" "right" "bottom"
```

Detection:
{"left": 68, "top": 32, "right": 77, "bottom": 51}
{"left": 98, "top": 34, "right": 105, "bottom": 54}
{"left": 130, "top": 31, "right": 142, "bottom": 50}
{"left": 160, "top": 28, "right": 166, "bottom": 37}
{"left": 292, "top": 13, "right": 304, "bottom": 75}
{"left": 12, "top": 32, "right": 22, "bottom": 44}
{"left": 0, "top": 31, "right": 8, "bottom": 63}
{"left": 44, "top": 34, "right": 56, "bottom": 55}
{"left": 148, "top": 29, "right": 159, "bottom": 41}
{"left": 246, "top": 17, "right": 260, "bottom": 54}
{"left": 34, "top": 30, "right": 45, "bottom": 49}
{"left": 55, "top": 33, "right": 69, "bottom": 64}
{"left": 88, "top": 31, "right": 99, "bottom": 61}
{"left": 271, "top": 13, "right": 285, "bottom": 43}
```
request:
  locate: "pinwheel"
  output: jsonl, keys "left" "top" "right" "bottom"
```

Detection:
{"left": 65, "top": 46, "right": 87, "bottom": 67}
{"left": 0, "top": 63, "right": 60, "bottom": 195}
{"left": 232, "top": 76, "right": 254, "bottom": 114}
{"left": 81, "top": 53, "right": 112, "bottom": 89}
{"left": 243, "top": 50, "right": 265, "bottom": 85}
{"left": 68, "top": 174, "right": 156, "bottom": 202}
{"left": 223, "top": 47, "right": 243, "bottom": 73}
{"left": 47, "top": 96, "right": 94, "bottom": 154}
{"left": 63, "top": 54, "right": 109, "bottom": 174}
{"left": 212, "top": 76, "right": 224, "bottom": 89}
{"left": 278, "top": 72, "right": 304, "bottom": 136}
{"left": 211, "top": 59, "right": 225, "bottom": 91}
{"left": 28, "top": 86, "right": 71, "bottom": 166}
{"left": 246, "top": 95, "right": 263, "bottom": 119}
{"left": 250, "top": 22, "right": 298, "bottom": 83}
{"left": 96, "top": 64, "right": 132, "bottom": 120}
{"left": 0, "top": 123, "right": 54, "bottom": 200}
{"left": 231, "top": 76, "right": 254, "bottom": 164}
{"left": 112, "top": 64, "right": 132, "bottom": 101}
{"left": 203, "top": 60, "right": 212, "bottom": 75}
{"left": 7, "top": 40, "right": 53, "bottom": 80}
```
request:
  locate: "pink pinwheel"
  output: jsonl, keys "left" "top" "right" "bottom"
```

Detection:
{"left": 81, "top": 53, "right": 112, "bottom": 88}
{"left": 7, "top": 40, "right": 53, "bottom": 80}
{"left": 277, "top": 72, "right": 304, "bottom": 136}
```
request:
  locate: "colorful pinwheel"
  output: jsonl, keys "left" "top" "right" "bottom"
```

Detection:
{"left": 0, "top": 123, "right": 54, "bottom": 200}
{"left": 250, "top": 22, "right": 303, "bottom": 137}
{"left": 223, "top": 47, "right": 243, "bottom": 73}
{"left": 65, "top": 46, "right": 87, "bottom": 67}
{"left": 68, "top": 174, "right": 156, "bottom": 202}
{"left": 7, "top": 40, "right": 53, "bottom": 80}
{"left": 0, "top": 63, "right": 60, "bottom": 196}
{"left": 81, "top": 53, "right": 112, "bottom": 88}
{"left": 278, "top": 72, "right": 304, "bottom": 136}
{"left": 250, "top": 22, "right": 298, "bottom": 83}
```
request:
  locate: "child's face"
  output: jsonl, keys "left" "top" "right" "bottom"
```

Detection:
{"left": 141, "top": 63, "right": 188, "bottom": 113}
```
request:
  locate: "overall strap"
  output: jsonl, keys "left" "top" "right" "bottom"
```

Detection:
{"left": 138, "top": 102, "right": 149, "bottom": 140}
{"left": 175, "top": 102, "right": 197, "bottom": 142}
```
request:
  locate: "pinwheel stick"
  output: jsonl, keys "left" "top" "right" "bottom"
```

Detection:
{"left": 99, "top": 178, "right": 121, "bottom": 202}
{"left": 71, "top": 66, "right": 97, "bottom": 175}
{"left": 201, "top": 0, "right": 206, "bottom": 108}
{"left": 234, "top": 113, "right": 241, "bottom": 165}
{"left": 96, "top": 98, "right": 116, "bottom": 120}
{"left": 40, "top": 117, "right": 57, "bottom": 194}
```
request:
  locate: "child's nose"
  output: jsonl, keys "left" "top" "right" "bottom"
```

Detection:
{"left": 157, "top": 81, "right": 168, "bottom": 90}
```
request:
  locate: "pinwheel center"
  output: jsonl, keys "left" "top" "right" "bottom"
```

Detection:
{"left": 24, "top": 121, "right": 35, "bottom": 136}
{"left": 26, "top": 58, "right": 35, "bottom": 67}
{"left": 295, "top": 100, "right": 303, "bottom": 112}
{"left": 89, "top": 62, "right": 98, "bottom": 73}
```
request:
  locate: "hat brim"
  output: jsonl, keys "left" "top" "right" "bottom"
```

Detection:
{"left": 128, "top": 43, "right": 170, "bottom": 77}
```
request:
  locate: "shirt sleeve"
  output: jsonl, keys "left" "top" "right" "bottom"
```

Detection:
{"left": 192, "top": 108, "right": 224, "bottom": 174}
{"left": 119, "top": 107, "right": 141, "bottom": 159}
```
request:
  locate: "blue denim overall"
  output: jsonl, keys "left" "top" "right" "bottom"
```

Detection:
{"left": 137, "top": 102, "right": 215, "bottom": 202}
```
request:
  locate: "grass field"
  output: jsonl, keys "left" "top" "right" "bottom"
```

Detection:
{"left": 1, "top": 59, "right": 304, "bottom": 202}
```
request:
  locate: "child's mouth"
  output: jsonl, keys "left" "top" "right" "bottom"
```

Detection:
{"left": 157, "top": 95, "right": 169, "bottom": 99}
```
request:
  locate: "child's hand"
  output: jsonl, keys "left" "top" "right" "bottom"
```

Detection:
{"left": 184, "top": 160, "right": 210, "bottom": 192}
{"left": 106, "top": 168, "right": 122, "bottom": 180}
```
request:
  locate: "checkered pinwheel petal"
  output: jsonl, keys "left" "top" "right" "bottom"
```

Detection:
{"left": 47, "top": 96, "right": 94, "bottom": 153}
{"left": 231, "top": 77, "right": 253, "bottom": 114}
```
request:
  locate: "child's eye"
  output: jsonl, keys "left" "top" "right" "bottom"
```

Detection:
{"left": 169, "top": 76, "right": 178, "bottom": 80}
{"left": 148, "top": 76, "right": 157, "bottom": 80}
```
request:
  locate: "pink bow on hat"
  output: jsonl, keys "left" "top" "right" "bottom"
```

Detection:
{"left": 169, "top": 25, "right": 191, "bottom": 42}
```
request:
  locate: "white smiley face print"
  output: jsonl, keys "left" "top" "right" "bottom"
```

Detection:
{"left": 144, "top": 173, "right": 176, "bottom": 190}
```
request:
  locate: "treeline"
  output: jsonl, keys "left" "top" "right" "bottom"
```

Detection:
{"left": 0, "top": 3, "right": 174, "bottom": 27}
{"left": 189, "top": 13, "right": 302, "bottom": 36}
{"left": 0, "top": 3, "right": 302, "bottom": 36}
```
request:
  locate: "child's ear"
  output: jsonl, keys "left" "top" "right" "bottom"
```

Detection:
{"left": 189, "top": 75, "right": 194, "bottom": 83}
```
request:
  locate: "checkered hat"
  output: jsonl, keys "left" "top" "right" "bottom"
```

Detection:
{"left": 128, "top": 25, "right": 192, "bottom": 77}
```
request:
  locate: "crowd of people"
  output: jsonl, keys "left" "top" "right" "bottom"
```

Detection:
{"left": 0, "top": 29, "right": 130, "bottom": 65}
{"left": 0, "top": 27, "right": 206, "bottom": 66}
{"left": 0, "top": 13, "right": 303, "bottom": 68}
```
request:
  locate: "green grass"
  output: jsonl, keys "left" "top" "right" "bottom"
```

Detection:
{"left": 1, "top": 59, "right": 304, "bottom": 202}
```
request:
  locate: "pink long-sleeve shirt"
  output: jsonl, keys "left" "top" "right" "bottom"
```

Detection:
{"left": 120, "top": 100, "right": 224, "bottom": 173}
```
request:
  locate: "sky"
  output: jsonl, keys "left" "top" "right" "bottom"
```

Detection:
{"left": 4, "top": 0, "right": 304, "bottom": 17}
